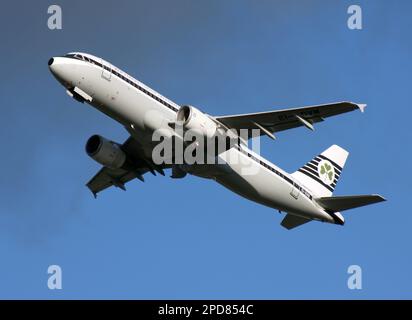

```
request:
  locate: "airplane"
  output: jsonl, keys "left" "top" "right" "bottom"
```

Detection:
{"left": 48, "top": 52, "right": 385, "bottom": 230}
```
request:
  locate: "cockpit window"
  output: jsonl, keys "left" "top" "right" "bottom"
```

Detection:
{"left": 65, "top": 53, "right": 85, "bottom": 60}
{"left": 64, "top": 53, "right": 103, "bottom": 68}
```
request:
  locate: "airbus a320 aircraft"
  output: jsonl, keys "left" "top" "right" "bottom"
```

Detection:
{"left": 49, "top": 52, "right": 385, "bottom": 230}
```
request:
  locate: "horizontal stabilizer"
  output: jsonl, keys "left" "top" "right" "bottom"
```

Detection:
{"left": 315, "top": 194, "right": 386, "bottom": 212}
{"left": 281, "top": 213, "right": 311, "bottom": 230}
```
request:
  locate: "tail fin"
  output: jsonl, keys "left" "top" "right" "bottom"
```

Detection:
{"left": 291, "top": 145, "right": 349, "bottom": 196}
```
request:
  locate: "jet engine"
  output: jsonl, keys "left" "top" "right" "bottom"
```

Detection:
{"left": 85, "top": 135, "right": 126, "bottom": 169}
{"left": 176, "top": 105, "right": 219, "bottom": 139}
{"left": 175, "top": 105, "right": 239, "bottom": 158}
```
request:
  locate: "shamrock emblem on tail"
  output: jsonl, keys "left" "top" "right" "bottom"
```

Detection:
{"left": 318, "top": 160, "right": 335, "bottom": 185}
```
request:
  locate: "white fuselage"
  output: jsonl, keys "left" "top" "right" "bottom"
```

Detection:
{"left": 49, "top": 52, "right": 336, "bottom": 224}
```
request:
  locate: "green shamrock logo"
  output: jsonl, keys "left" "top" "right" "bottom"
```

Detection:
{"left": 318, "top": 160, "right": 335, "bottom": 185}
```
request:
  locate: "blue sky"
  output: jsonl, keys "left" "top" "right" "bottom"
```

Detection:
{"left": 0, "top": 0, "right": 410, "bottom": 299}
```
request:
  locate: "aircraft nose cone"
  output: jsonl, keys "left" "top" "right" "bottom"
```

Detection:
{"left": 48, "top": 56, "right": 67, "bottom": 84}
{"left": 48, "top": 57, "right": 58, "bottom": 74}
{"left": 48, "top": 56, "right": 65, "bottom": 77}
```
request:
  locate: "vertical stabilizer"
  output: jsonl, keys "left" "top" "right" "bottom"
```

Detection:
{"left": 291, "top": 145, "right": 349, "bottom": 196}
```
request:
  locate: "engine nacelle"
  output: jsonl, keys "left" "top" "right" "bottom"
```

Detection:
{"left": 85, "top": 135, "right": 126, "bottom": 169}
{"left": 176, "top": 105, "right": 218, "bottom": 139}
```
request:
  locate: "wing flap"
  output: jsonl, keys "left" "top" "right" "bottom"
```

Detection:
{"left": 86, "top": 167, "right": 142, "bottom": 197}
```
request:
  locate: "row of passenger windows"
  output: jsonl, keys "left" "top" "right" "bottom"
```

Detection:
{"left": 112, "top": 69, "right": 179, "bottom": 112}
{"left": 234, "top": 145, "right": 312, "bottom": 200}
{"left": 65, "top": 54, "right": 179, "bottom": 113}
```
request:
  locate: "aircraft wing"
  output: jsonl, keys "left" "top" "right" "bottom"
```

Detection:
{"left": 86, "top": 136, "right": 166, "bottom": 197}
{"left": 215, "top": 102, "right": 366, "bottom": 139}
